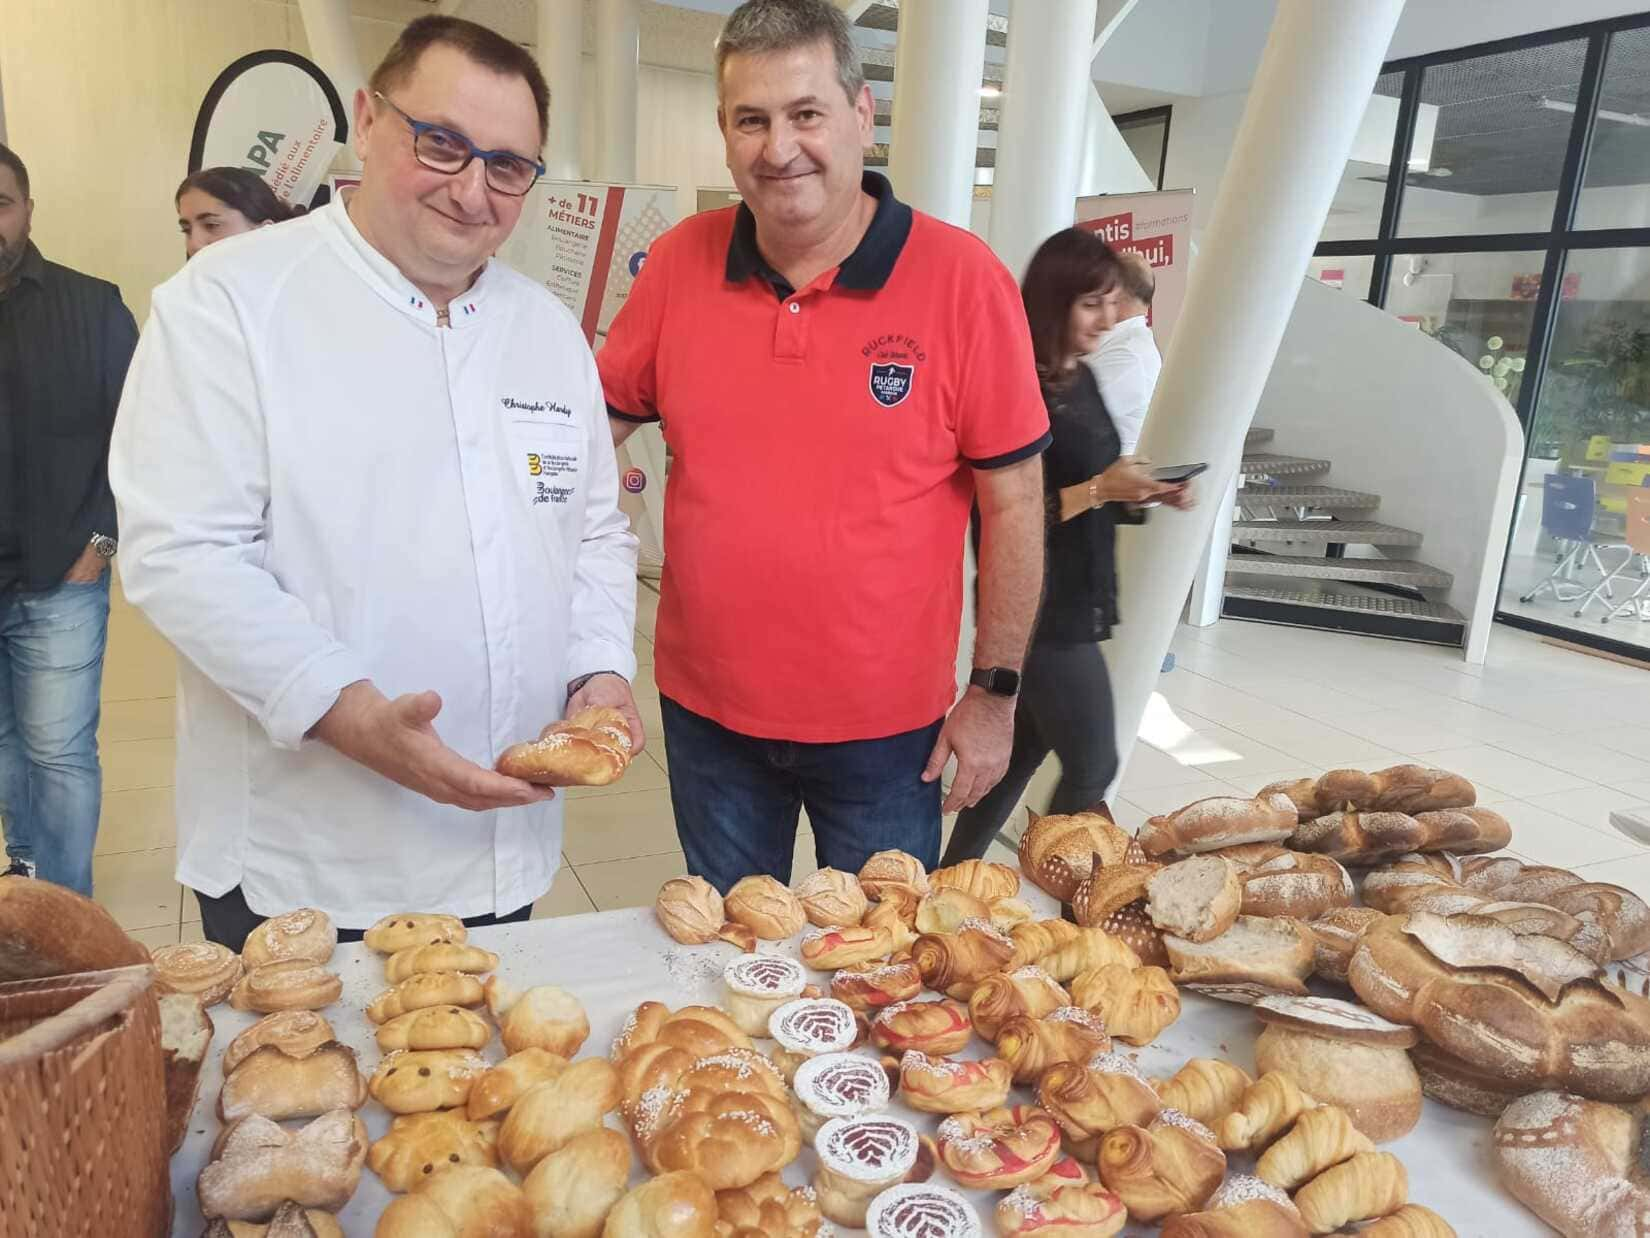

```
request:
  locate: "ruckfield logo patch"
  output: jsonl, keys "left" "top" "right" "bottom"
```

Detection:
{"left": 869, "top": 363, "right": 915, "bottom": 408}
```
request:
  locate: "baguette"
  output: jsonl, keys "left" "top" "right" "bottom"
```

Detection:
{"left": 1137, "top": 795, "right": 1297, "bottom": 858}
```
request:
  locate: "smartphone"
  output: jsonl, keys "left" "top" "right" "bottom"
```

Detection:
{"left": 1151, "top": 462, "right": 1209, "bottom": 484}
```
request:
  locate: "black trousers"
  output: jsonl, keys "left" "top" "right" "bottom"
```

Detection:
{"left": 196, "top": 884, "right": 534, "bottom": 952}
{"left": 942, "top": 638, "right": 1118, "bottom": 865}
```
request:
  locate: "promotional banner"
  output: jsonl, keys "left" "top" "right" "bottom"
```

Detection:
{"left": 1074, "top": 189, "right": 1194, "bottom": 352}
{"left": 500, "top": 180, "right": 677, "bottom": 345}
{"left": 188, "top": 50, "right": 347, "bottom": 209}
{"left": 499, "top": 180, "right": 680, "bottom": 570}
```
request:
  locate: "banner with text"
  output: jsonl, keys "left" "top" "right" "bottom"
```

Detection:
{"left": 500, "top": 180, "right": 677, "bottom": 346}
{"left": 188, "top": 51, "right": 347, "bottom": 209}
{"left": 1074, "top": 189, "right": 1194, "bottom": 353}
{"left": 499, "top": 181, "right": 679, "bottom": 569}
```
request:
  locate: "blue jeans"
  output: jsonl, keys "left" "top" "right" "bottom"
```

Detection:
{"left": 661, "top": 695, "right": 943, "bottom": 893}
{"left": 0, "top": 575, "right": 110, "bottom": 894}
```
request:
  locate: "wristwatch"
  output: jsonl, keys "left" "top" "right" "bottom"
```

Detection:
{"left": 969, "top": 667, "right": 1021, "bottom": 697}
{"left": 89, "top": 533, "right": 117, "bottom": 559}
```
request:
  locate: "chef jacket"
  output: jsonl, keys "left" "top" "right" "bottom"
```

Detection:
{"left": 1084, "top": 312, "right": 1161, "bottom": 456}
{"left": 110, "top": 199, "right": 638, "bottom": 925}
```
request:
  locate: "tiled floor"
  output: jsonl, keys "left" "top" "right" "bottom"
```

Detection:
{"left": 17, "top": 577, "right": 1650, "bottom": 942}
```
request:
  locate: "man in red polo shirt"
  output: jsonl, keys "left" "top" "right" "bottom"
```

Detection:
{"left": 600, "top": 0, "right": 1049, "bottom": 890}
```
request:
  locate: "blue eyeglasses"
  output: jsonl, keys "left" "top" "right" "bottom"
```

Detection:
{"left": 374, "top": 92, "right": 545, "bottom": 197}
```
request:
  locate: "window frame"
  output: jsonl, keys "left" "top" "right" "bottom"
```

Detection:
{"left": 1310, "top": 12, "right": 1650, "bottom": 657}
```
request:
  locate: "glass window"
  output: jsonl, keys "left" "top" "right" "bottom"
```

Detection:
{"left": 1502, "top": 247, "right": 1650, "bottom": 652}
{"left": 1307, "top": 255, "right": 1377, "bottom": 300}
{"left": 1116, "top": 109, "right": 1170, "bottom": 190}
{"left": 1575, "top": 26, "right": 1650, "bottom": 231}
{"left": 1384, "top": 251, "right": 1545, "bottom": 403}
{"left": 1397, "top": 40, "right": 1589, "bottom": 238}
{"left": 1318, "top": 72, "right": 1405, "bottom": 244}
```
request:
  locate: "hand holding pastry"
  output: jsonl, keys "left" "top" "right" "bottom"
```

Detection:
{"left": 496, "top": 704, "right": 635, "bottom": 785}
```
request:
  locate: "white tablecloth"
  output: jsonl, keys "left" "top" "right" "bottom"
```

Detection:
{"left": 170, "top": 906, "right": 1545, "bottom": 1238}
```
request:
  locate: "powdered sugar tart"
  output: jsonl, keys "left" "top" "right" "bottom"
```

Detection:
{"left": 817, "top": 1115, "right": 920, "bottom": 1181}
{"left": 794, "top": 1052, "right": 893, "bottom": 1123}
{"left": 725, "top": 955, "right": 807, "bottom": 998}
{"left": 866, "top": 1183, "right": 982, "bottom": 1238}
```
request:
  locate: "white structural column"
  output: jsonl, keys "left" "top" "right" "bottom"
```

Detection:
{"left": 594, "top": 0, "right": 640, "bottom": 184}
{"left": 296, "top": 0, "right": 368, "bottom": 116}
{"left": 987, "top": 0, "right": 1096, "bottom": 279}
{"left": 886, "top": 0, "right": 989, "bottom": 228}
{"left": 1107, "top": 0, "right": 1407, "bottom": 780}
{"left": 538, "top": 0, "right": 584, "bottom": 180}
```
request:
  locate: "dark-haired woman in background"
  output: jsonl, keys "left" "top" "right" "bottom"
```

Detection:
{"left": 942, "top": 227, "right": 1192, "bottom": 865}
{"left": 175, "top": 167, "right": 302, "bottom": 259}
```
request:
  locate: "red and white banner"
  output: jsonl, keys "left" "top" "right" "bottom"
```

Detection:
{"left": 188, "top": 51, "right": 346, "bottom": 209}
{"left": 1074, "top": 189, "right": 1194, "bottom": 353}
{"left": 500, "top": 180, "right": 677, "bottom": 345}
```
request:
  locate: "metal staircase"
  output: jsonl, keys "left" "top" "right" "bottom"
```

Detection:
{"left": 1222, "top": 427, "right": 1467, "bottom": 646}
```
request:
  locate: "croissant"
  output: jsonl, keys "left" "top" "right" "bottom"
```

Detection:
{"left": 995, "top": 1010, "right": 1111, "bottom": 1085}
{"left": 1009, "top": 919, "right": 1085, "bottom": 969}
{"left": 870, "top": 999, "right": 974, "bottom": 1056}
{"left": 935, "top": 1105, "right": 1063, "bottom": 1190}
{"left": 1217, "top": 1072, "right": 1315, "bottom": 1153}
{"left": 912, "top": 922, "right": 1016, "bottom": 999}
{"left": 864, "top": 898, "right": 920, "bottom": 954}
{"left": 1036, "top": 1056, "right": 1162, "bottom": 1141}
{"left": 899, "top": 1051, "right": 1013, "bottom": 1114}
{"left": 1036, "top": 929, "right": 1141, "bottom": 984}
{"left": 1154, "top": 1059, "right": 1253, "bottom": 1129}
{"left": 1097, "top": 1115, "right": 1227, "bottom": 1223}
{"left": 1357, "top": 1205, "right": 1455, "bottom": 1237}
{"left": 996, "top": 1180, "right": 1128, "bottom": 1238}
{"left": 912, "top": 888, "right": 990, "bottom": 936}
{"left": 1070, "top": 964, "right": 1180, "bottom": 1046}
{"left": 1159, "top": 1200, "right": 1308, "bottom": 1238}
{"left": 1294, "top": 1151, "right": 1407, "bottom": 1233}
{"left": 1256, "top": 1105, "right": 1372, "bottom": 1191}
{"left": 931, "top": 858, "right": 1021, "bottom": 902}
{"left": 968, "top": 967, "right": 1072, "bottom": 1042}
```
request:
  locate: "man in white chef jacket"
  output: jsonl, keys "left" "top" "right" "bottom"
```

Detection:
{"left": 1085, "top": 250, "right": 1161, "bottom": 455}
{"left": 109, "top": 16, "right": 640, "bottom": 947}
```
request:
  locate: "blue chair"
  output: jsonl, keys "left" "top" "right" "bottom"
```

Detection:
{"left": 1520, "top": 473, "right": 1618, "bottom": 604}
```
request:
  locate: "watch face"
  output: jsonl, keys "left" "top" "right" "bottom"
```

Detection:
{"left": 974, "top": 668, "right": 1019, "bottom": 696}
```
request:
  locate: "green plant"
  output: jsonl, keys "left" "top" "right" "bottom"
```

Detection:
{"left": 1534, "top": 319, "right": 1650, "bottom": 458}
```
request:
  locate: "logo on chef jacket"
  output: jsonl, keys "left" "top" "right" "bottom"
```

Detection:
{"left": 862, "top": 334, "right": 925, "bottom": 409}
{"left": 628, "top": 250, "right": 648, "bottom": 278}
{"left": 501, "top": 396, "right": 573, "bottom": 419}
{"left": 622, "top": 467, "right": 647, "bottom": 494}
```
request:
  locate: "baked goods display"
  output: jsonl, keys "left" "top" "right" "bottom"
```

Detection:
{"left": 152, "top": 941, "right": 244, "bottom": 1006}
{"left": 159, "top": 991, "right": 215, "bottom": 1153}
{"left": 201, "top": 1203, "right": 347, "bottom": 1237}
{"left": 495, "top": 704, "right": 635, "bottom": 786}
{"left": 198, "top": 1109, "right": 369, "bottom": 1220}
{"left": 230, "top": 959, "right": 345, "bottom": 1013}
{"left": 178, "top": 773, "right": 1600, "bottom": 1235}
{"left": 1287, "top": 807, "right": 1512, "bottom": 866}
{"left": 242, "top": 908, "right": 338, "bottom": 967}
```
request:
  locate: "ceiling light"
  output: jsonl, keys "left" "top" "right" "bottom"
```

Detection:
{"left": 1538, "top": 96, "right": 1650, "bottom": 127}
{"left": 979, "top": 86, "right": 1001, "bottom": 98}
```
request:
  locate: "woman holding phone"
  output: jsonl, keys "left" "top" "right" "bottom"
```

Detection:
{"left": 942, "top": 227, "right": 1192, "bottom": 864}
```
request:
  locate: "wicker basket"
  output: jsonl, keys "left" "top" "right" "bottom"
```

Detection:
{"left": 0, "top": 965, "right": 172, "bottom": 1238}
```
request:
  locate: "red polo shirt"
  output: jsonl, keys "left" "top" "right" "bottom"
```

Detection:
{"left": 599, "top": 174, "right": 1049, "bottom": 742}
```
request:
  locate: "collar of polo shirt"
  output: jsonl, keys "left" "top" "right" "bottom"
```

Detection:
{"left": 724, "top": 172, "right": 915, "bottom": 299}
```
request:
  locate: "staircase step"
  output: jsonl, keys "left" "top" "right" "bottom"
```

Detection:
{"left": 1232, "top": 519, "right": 1424, "bottom": 548}
{"left": 1237, "top": 483, "right": 1380, "bottom": 511}
{"left": 1227, "top": 555, "right": 1453, "bottom": 589}
{"left": 1245, "top": 427, "right": 1274, "bottom": 448}
{"left": 858, "top": 1, "right": 1010, "bottom": 46}
{"left": 1223, "top": 584, "right": 1466, "bottom": 646}
{"left": 1240, "top": 453, "right": 1331, "bottom": 478}
{"left": 861, "top": 47, "right": 1003, "bottom": 86}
